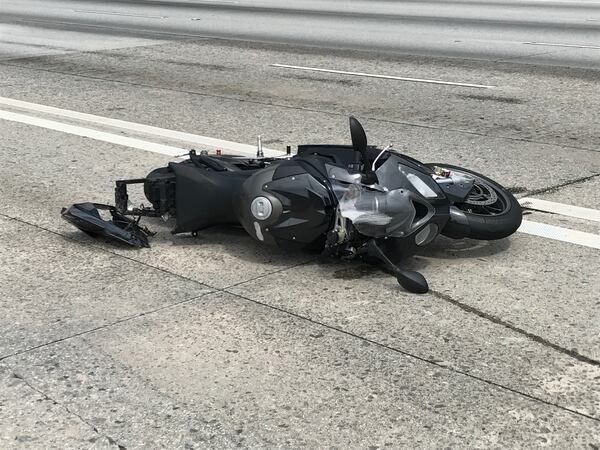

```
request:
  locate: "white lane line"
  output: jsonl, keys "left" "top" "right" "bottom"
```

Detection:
{"left": 0, "top": 109, "right": 188, "bottom": 157}
{"left": 270, "top": 64, "right": 495, "bottom": 89}
{"left": 2, "top": 105, "right": 599, "bottom": 250}
{"left": 0, "top": 96, "right": 281, "bottom": 157}
{"left": 520, "top": 198, "right": 600, "bottom": 223}
{"left": 518, "top": 220, "right": 600, "bottom": 250}
{"left": 523, "top": 42, "right": 600, "bottom": 50}
{"left": 523, "top": 0, "right": 600, "bottom": 3}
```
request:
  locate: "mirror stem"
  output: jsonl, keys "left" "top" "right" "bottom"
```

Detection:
{"left": 366, "top": 240, "right": 429, "bottom": 294}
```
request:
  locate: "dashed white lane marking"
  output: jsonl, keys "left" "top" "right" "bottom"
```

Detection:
{"left": 523, "top": 42, "right": 600, "bottom": 50}
{"left": 518, "top": 220, "right": 600, "bottom": 250}
{"left": 0, "top": 109, "right": 187, "bottom": 156}
{"left": 270, "top": 64, "right": 495, "bottom": 89}
{"left": 520, "top": 198, "right": 600, "bottom": 223}
{"left": 0, "top": 96, "right": 282, "bottom": 157}
{"left": 73, "top": 9, "right": 167, "bottom": 19}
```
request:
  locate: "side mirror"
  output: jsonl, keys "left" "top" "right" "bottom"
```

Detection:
{"left": 349, "top": 116, "right": 367, "bottom": 154}
{"left": 349, "top": 116, "right": 368, "bottom": 173}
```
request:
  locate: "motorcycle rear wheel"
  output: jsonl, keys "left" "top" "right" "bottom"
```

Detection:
{"left": 428, "top": 164, "right": 522, "bottom": 240}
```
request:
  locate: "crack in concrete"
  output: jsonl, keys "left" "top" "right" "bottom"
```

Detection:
{"left": 9, "top": 372, "right": 128, "bottom": 449}
{"left": 2, "top": 61, "right": 600, "bottom": 155}
{"left": 1, "top": 211, "right": 599, "bottom": 423}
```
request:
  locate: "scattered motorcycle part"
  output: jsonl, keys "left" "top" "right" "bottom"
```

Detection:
{"left": 61, "top": 203, "right": 153, "bottom": 248}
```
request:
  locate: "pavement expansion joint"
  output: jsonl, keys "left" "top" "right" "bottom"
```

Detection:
{"left": 222, "top": 288, "right": 600, "bottom": 424}
{"left": 2, "top": 211, "right": 599, "bottom": 423}
{"left": 10, "top": 372, "right": 127, "bottom": 449}
{"left": 0, "top": 213, "right": 215, "bottom": 362}
{"left": 221, "top": 258, "right": 318, "bottom": 290}
{"left": 0, "top": 288, "right": 209, "bottom": 363}
{"left": 429, "top": 290, "right": 600, "bottom": 368}
{"left": 2, "top": 61, "right": 600, "bottom": 155}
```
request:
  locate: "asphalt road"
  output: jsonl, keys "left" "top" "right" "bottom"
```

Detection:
{"left": 2, "top": 0, "right": 600, "bottom": 68}
{"left": 1, "top": 1, "right": 600, "bottom": 449}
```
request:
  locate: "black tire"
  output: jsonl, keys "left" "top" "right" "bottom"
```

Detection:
{"left": 427, "top": 164, "right": 522, "bottom": 240}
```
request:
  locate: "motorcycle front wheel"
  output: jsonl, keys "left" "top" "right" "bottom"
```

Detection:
{"left": 428, "top": 164, "right": 523, "bottom": 240}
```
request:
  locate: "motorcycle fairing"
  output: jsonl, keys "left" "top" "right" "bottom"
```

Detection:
{"left": 335, "top": 184, "right": 435, "bottom": 239}
{"left": 325, "top": 155, "right": 443, "bottom": 239}
{"left": 170, "top": 161, "right": 252, "bottom": 234}
{"left": 60, "top": 203, "right": 152, "bottom": 248}
{"left": 265, "top": 172, "right": 335, "bottom": 244}
{"left": 235, "top": 160, "right": 336, "bottom": 247}
{"left": 374, "top": 155, "right": 444, "bottom": 198}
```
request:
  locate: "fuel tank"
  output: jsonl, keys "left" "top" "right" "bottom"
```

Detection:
{"left": 234, "top": 160, "right": 336, "bottom": 248}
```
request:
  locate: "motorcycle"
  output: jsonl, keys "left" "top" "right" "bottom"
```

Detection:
{"left": 62, "top": 116, "right": 522, "bottom": 293}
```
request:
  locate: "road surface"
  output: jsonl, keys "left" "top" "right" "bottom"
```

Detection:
{"left": 1, "top": 1, "right": 599, "bottom": 449}
{"left": 2, "top": 0, "right": 600, "bottom": 68}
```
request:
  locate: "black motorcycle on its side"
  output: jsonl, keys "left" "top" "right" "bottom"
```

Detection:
{"left": 62, "top": 117, "right": 522, "bottom": 293}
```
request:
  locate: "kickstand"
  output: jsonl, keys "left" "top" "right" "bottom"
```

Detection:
{"left": 366, "top": 239, "right": 429, "bottom": 294}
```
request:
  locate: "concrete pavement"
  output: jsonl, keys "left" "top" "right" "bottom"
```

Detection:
{"left": 1, "top": 3, "right": 600, "bottom": 449}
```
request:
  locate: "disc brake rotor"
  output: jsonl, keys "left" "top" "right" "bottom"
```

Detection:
{"left": 463, "top": 180, "right": 498, "bottom": 206}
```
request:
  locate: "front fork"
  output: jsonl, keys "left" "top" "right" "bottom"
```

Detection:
{"left": 430, "top": 166, "right": 475, "bottom": 239}
{"left": 442, "top": 206, "right": 472, "bottom": 239}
